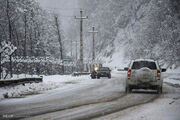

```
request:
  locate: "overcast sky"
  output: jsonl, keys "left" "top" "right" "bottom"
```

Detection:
{"left": 36, "top": 0, "right": 80, "bottom": 31}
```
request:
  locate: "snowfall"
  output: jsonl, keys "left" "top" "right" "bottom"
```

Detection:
{"left": 0, "top": 67, "right": 180, "bottom": 120}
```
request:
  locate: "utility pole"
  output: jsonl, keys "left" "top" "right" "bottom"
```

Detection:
{"left": 75, "top": 39, "right": 77, "bottom": 61}
{"left": 55, "top": 15, "right": 64, "bottom": 74}
{"left": 89, "top": 26, "right": 98, "bottom": 61}
{"left": 0, "top": 51, "right": 1, "bottom": 79}
{"left": 75, "top": 10, "right": 88, "bottom": 72}
{"left": 70, "top": 39, "right": 72, "bottom": 58}
{"left": 6, "top": 0, "right": 13, "bottom": 78}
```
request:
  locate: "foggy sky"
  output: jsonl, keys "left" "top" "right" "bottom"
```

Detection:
{"left": 36, "top": 0, "right": 80, "bottom": 31}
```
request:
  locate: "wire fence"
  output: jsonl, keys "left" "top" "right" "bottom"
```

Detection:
{"left": 1, "top": 56, "right": 102, "bottom": 79}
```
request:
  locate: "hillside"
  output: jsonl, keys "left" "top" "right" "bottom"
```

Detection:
{"left": 78, "top": 0, "right": 180, "bottom": 68}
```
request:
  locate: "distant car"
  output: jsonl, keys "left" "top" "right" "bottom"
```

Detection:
{"left": 90, "top": 66, "right": 98, "bottom": 79}
{"left": 90, "top": 70, "right": 97, "bottom": 79}
{"left": 124, "top": 59, "right": 166, "bottom": 93}
{"left": 96, "top": 67, "right": 111, "bottom": 79}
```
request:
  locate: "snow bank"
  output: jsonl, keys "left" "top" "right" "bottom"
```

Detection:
{"left": 2, "top": 74, "right": 40, "bottom": 80}
{"left": 167, "top": 66, "right": 180, "bottom": 73}
{"left": 0, "top": 75, "right": 91, "bottom": 100}
{"left": 164, "top": 67, "right": 180, "bottom": 85}
{"left": 164, "top": 73, "right": 180, "bottom": 85}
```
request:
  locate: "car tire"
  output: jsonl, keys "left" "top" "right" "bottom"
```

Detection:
{"left": 125, "top": 85, "right": 131, "bottom": 93}
{"left": 108, "top": 75, "right": 111, "bottom": 79}
{"left": 157, "top": 86, "right": 162, "bottom": 94}
{"left": 97, "top": 76, "right": 100, "bottom": 79}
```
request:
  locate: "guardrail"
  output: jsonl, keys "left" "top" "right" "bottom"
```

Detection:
{"left": 0, "top": 77, "right": 43, "bottom": 87}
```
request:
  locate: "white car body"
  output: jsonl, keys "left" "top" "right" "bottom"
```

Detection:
{"left": 125, "top": 59, "right": 165, "bottom": 93}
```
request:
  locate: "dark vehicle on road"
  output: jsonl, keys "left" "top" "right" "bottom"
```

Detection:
{"left": 96, "top": 67, "right": 111, "bottom": 79}
{"left": 90, "top": 70, "right": 97, "bottom": 79}
{"left": 91, "top": 67, "right": 111, "bottom": 79}
{"left": 90, "top": 66, "right": 99, "bottom": 79}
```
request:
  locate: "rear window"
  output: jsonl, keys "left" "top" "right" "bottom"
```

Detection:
{"left": 131, "top": 61, "right": 157, "bottom": 70}
{"left": 98, "top": 67, "right": 110, "bottom": 71}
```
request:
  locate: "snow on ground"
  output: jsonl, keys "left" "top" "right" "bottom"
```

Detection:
{"left": 164, "top": 74, "right": 180, "bottom": 85}
{"left": 0, "top": 74, "right": 92, "bottom": 100}
{"left": 11, "top": 74, "right": 40, "bottom": 79}
{"left": 167, "top": 66, "right": 180, "bottom": 73}
{"left": 164, "top": 67, "right": 180, "bottom": 86}
{"left": 94, "top": 68, "right": 180, "bottom": 120}
{"left": 0, "top": 70, "right": 120, "bottom": 101}
{"left": 1, "top": 67, "right": 179, "bottom": 101}
{"left": 97, "top": 89, "right": 180, "bottom": 120}
{"left": 0, "top": 68, "right": 180, "bottom": 120}
{"left": 0, "top": 74, "right": 40, "bottom": 80}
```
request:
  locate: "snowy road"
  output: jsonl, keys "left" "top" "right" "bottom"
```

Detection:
{"left": 0, "top": 71, "right": 180, "bottom": 120}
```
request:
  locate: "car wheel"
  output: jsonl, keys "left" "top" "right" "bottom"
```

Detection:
{"left": 97, "top": 76, "right": 100, "bottom": 79}
{"left": 157, "top": 86, "right": 162, "bottom": 94}
{"left": 108, "top": 75, "right": 111, "bottom": 79}
{"left": 125, "top": 85, "right": 131, "bottom": 93}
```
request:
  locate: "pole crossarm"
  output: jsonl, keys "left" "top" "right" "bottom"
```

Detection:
{"left": 75, "top": 16, "right": 88, "bottom": 19}
{"left": 88, "top": 26, "right": 98, "bottom": 33}
{"left": 89, "top": 31, "right": 98, "bottom": 33}
{"left": 89, "top": 26, "right": 98, "bottom": 33}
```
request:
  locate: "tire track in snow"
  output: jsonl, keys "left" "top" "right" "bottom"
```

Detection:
{"left": 25, "top": 93, "right": 159, "bottom": 120}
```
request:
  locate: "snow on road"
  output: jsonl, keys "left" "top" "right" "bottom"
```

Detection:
{"left": 0, "top": 71, "right": 126, "bottom": 119}
{"left": 26, "top": 93, "right": 158, "bottom": 120}
{"left": 92, "top": 70, "right": 180, "bottom": 120}
{"left": 0, "top": 69, "right": 180, "bottom": 120}
{"left": 93, "top": 84, "right": 180, "bottom": 120}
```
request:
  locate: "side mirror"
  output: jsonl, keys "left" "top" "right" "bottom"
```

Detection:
{"left": 124, "top": 67, "right": 129, "bottom": 71}
{"left": 161, "top": 68, "right": 166, "bottom": 72}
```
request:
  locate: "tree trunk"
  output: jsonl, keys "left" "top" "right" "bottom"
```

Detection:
{"left": 54, "top": 16, "right": 64, "bottom": 74}
{"left": 23, "top": 12, "right": 27, "bottom": 57}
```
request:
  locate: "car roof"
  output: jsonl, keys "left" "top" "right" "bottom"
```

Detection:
{"left": 133, "top": 59, "right": 156, "bottom": 62}
{"left": 100, "top": 67, "right": 109, "bottom": 68}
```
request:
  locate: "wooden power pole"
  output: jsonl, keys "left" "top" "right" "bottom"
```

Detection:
{"left": 55, "top": 15, "right": 64, "bottom": 74}
{"left": 75, "top": 10, "right": 88, "bottom": 72}
{"left": 89, "top": 26, "right": 98, "bottom": 61}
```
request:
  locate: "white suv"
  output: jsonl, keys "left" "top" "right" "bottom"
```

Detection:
{"left": 124, "top": 59, "right": 166, "bottom": 93}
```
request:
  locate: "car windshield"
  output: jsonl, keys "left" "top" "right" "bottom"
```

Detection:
{"left": 132, "top": 61, "right": 157, "bottom": 70}
{"left": 98, "top": 67, "right": 110, "bottom": 71}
